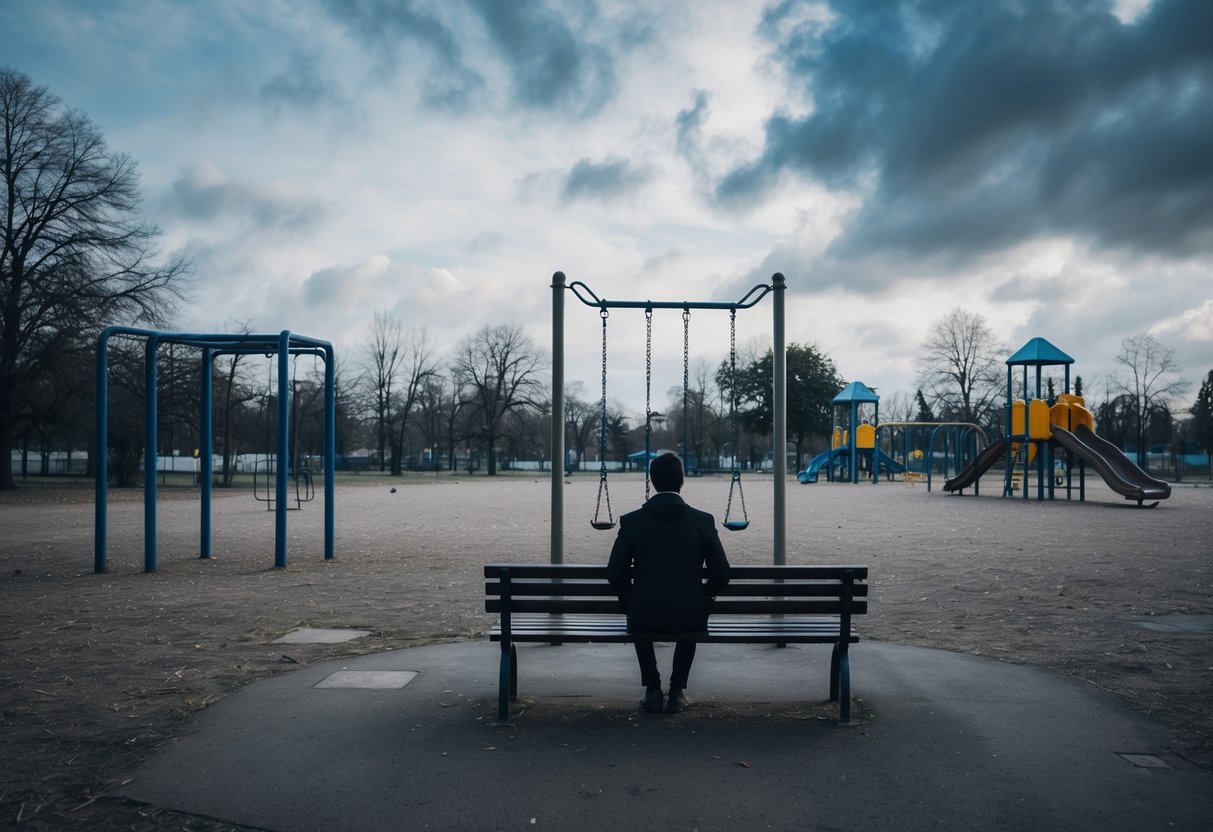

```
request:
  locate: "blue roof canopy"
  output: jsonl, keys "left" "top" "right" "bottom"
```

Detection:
{"left": 832, "top": 381, "right": 880, "bottom": 404}
{"left": 1006, "top": 337, "right": 1074, "bottom": 366}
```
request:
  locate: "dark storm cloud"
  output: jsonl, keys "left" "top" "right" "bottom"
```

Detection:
{"left": 323, "top": 0, "right": 485, "bottom": 110}
{"left": 259, "top": 50, "right": 353, "bottom": 115}
{"left": 720, "top": 0, "right": 1213, "bottom": 262}
{"left": 675, "top": 90, "right": 711, "bottom": 182}
{"left": 168, "top": 167, "right": 326, "bottom": 235}
{"left": 561, "top": 157, "right": 653, "bottom": 203}
{"left": 325, "top": 0, "right": 622, "bottom": 117}
{"left": 468, "top": 0, "right": 618, "bottom": 118}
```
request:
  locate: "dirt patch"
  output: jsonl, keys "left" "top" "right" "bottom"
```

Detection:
{"left": 1, "top": 474, "right": 1211, "bottom": 828}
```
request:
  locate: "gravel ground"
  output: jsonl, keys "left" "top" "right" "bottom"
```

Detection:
{"left": 1, "top": 472, "right": 1210, "bottom": 829}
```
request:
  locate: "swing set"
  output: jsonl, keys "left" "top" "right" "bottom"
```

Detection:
{"left": 94, "top": 327, "right": 336, "bottom": 573}
{"left": 586, "top": 301, "right": 750, "bottom": 531}
{"left": 251, "top": 353, "right": 316, "bottom": 511}
{"left": 550, "top": 272, "right": 789, "bottom": 565}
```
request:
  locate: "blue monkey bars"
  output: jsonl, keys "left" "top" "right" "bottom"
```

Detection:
{"left": 95, "top": 328, "right": 336, "bottom": 573}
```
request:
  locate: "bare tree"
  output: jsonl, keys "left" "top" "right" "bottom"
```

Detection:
{"left": 455, "top": 324, "right": 545, "bottom": 475}
{"left": 916, "top": 308, "right": 1004, "bottom": 426}
{"left": 564, "top": 381, "right": 597, "bottom": 472}
{"left": 1, "top": 68, "right": 187, "bottom": 488}
{"left": 213, "top": 321, "right": 258, "bottom": 486}
{"left": 1114, "top": 333, "right": 1188, "bottom": 465}
{"left": 414, "top": 373, "right": 451, "bottom": 470}
{"left": 881, "top": 390, "right": 915, "bottom": 423}
{"left": 361, "top": 312, "right": 404, "bottom": 472}
{"left": 388, "top": 326, "right": 438, "bottom": 475}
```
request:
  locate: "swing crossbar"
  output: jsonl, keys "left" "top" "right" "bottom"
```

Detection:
{"left": 567, "top": 281, "right": 773, "bottom": 311}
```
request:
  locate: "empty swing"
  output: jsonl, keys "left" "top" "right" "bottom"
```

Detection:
{"left": 591, "top": 307, "right": 615, "bottom": 530}
{"left": 722, "top": 308, "right": 750, "bottom": 531}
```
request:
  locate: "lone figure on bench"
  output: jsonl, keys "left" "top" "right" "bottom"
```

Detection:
{"left": 607, "top": 453, "right": 731, "bottom": 714}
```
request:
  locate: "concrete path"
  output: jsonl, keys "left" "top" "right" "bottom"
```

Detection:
{"left": 119, "top": 641, "right": 1211, "bottom": 831}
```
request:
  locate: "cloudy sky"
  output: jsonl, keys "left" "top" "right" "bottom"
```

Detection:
{"left": 3, "top": 0, "right": 1210, "bottom": 417}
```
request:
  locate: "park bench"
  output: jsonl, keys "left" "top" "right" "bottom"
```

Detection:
{"left": 484, "top": 563, "right": 868, "bottom": 724}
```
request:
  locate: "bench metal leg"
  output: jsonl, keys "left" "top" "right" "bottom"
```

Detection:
{"left": 829, "top": 643, "right": 840, "bottom": 701}
{"left": 830, "top": 642, "right": 852, "bottom": 723}
{"left": 497, "top": 642, "right": 514, "bottom": 723}
{"left": 509, "top": 643, "right": 518, "bottom": 700}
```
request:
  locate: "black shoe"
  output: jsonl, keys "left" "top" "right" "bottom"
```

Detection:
{"left": 639, "top": 686, "right": 664, "bottom": 714}
{"left": 665, "top": 688, "right": 689, "bottom": 713}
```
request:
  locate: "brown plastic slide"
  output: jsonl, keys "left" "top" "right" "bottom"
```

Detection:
{"left": 1050, "top": 424, "right": 1171, "bottom": 506}
{"left": 943, "top": 437, "right": 1007, "bottom": 492}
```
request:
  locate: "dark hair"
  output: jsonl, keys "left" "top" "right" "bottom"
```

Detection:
{"left": 649, "top": 452, "right": 684, "bottom": 493}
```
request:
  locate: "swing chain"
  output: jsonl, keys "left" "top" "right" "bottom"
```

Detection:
{"left": 729, "top": 307, "right": 740, "bottom": 475}
{"left": 593, "top": 307, "right": 613, "bottom": 526}
{"left": 724, "top": 307, "right": 749, "bottom": 528}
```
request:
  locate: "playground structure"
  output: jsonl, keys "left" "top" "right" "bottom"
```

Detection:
{"left": 251, "top": 356, "right": 317, "bottom": 512}
{"left": 943, "top": 337, "right": 1171, "bottom": 507}
{"left": 94, "top": 328, "right": 337, "bottom": 573}
{"left": 800, "top": 382, "right": 906, "bottom": 483}
{"left": 798, "top": 382, "right": 900, "bottom": 483}
{"left": 876, "top": 421, "right": 989, "bottom": 489}
{"left": 796, "top": 383, "right": 988, "bottom": 485}
{"left": 550, "top": 271, "right": 787, "bottom": 564}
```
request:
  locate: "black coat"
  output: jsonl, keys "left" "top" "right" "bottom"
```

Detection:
{"left": 606, "top": 492, "right": 731, "bottom": 634}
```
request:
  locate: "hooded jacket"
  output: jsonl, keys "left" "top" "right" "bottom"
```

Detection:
{"left": 606, "top": 492, "right": 731, "bottom": 634}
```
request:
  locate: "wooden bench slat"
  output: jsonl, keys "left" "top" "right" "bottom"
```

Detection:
{"left": 485, "top": 580, "right": 868, "bottom": 599}
{"left": 485, "top": 564, "right": 867, "bottom": 580}
{"left": 487, "top": 599, "right": 867, "bottom": 615}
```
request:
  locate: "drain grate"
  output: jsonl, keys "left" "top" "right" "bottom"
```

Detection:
{"left": 1117, "top": 753, "right": 1170, "bottom": 769}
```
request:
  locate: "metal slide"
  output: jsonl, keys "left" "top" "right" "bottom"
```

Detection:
{"left": 1050, "top": 424, "right": 1171, "bottom": 506}
{"left": 942, "top": 437, "right": 1008, "bottom": 492}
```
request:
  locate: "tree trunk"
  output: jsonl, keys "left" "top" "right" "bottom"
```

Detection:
{"left": 0, "top": 418, "right": 15, "bottom": 489}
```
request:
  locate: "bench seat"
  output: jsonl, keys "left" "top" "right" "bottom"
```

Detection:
{"left": 485, "top": 563, "right": 868, "bottom": 723}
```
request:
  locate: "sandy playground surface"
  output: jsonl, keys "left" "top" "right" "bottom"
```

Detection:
{"left": 1, "top": 472, "right": 1211, "bottom": 829}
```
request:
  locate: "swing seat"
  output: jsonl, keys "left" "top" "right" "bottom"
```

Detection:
{"left": 590, "top": 520, "right": 616, "bottom": 531}
{"left": 722, "top": 520, "right": 749, "bottom": 531}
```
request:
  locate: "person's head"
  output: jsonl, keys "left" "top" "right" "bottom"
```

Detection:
{"left": 649, "top": 452, "right": 684, "bottom": 493}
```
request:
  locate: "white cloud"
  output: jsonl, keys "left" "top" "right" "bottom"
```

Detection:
{"left": 1, "top": 0, "right": 1208, "bottom": 417}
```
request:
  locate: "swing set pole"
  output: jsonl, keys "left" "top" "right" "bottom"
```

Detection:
{"left": 550, "top": 272, "right": 566, "bottom": 565}
{"left": 772, "top": 273, "right": 787, "bottom": 565}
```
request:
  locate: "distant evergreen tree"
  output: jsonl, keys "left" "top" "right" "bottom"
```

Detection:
{"left": 1191, "top": 371, "right": 1213, "bottom": 460}
{"left": 914, "top": 389, "right": 935, "bottom": 422}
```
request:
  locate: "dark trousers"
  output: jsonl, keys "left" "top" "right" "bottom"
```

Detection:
{"left": 634, "top": 641, "right": 697, "bottom": 690}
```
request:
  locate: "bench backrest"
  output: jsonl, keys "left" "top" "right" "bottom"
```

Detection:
{"left": 485, "top": 564, "right": 868, "bottom": 617}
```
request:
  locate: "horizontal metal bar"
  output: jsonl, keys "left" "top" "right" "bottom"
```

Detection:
{"left": 100, "top": 326, "right": 333, "bottom": 351}
{"left": 566, "top": 280, "right": 774, "bottom": 311}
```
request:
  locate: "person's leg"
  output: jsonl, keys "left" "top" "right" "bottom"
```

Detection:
{"left": 633, "top": 641, "right": 660, "bottom": 688}
{"left": 634, "top": 641, "right": 664, "bottom": 712}
{"left": 670, "top": 641, "right": 697, "bottom": 689}
{"left": 666, "top": 641, "right": 697, "bottom": 713}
